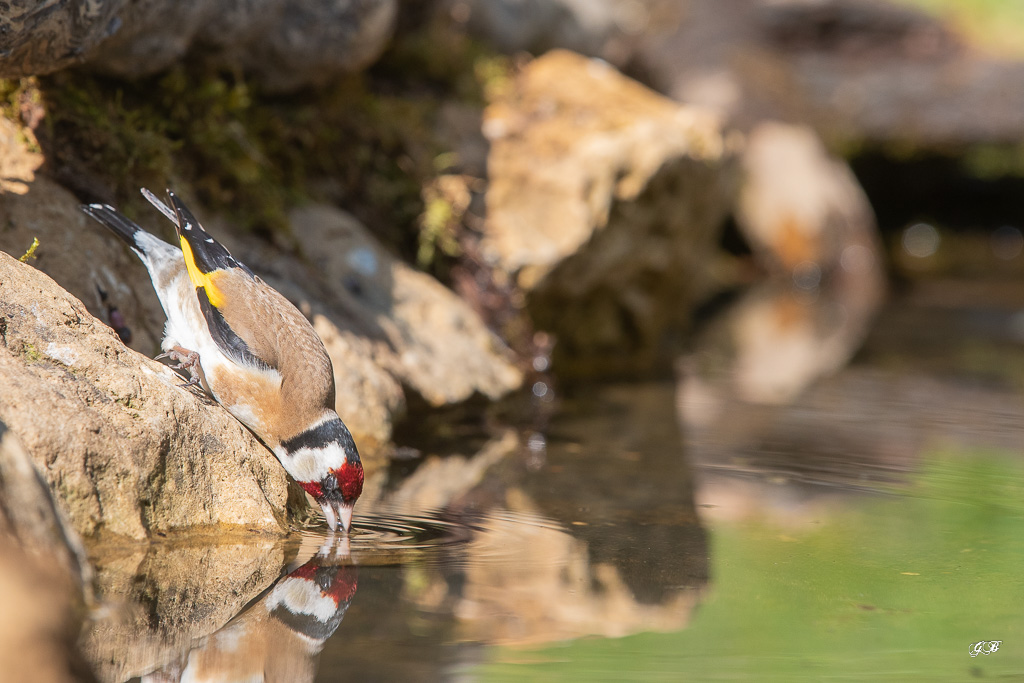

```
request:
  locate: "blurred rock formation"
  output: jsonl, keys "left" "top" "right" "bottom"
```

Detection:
{"left": 481, "top": 49, "right": 737, "bottom": 375}
{"left": 0, "top": 0, "right": 397, "bottom": 92}
{"left": 681, "top": 121, "right": 886, "bottom": 406}
{"left": 454, "top": 0, "right": 1024, "bottom": 149}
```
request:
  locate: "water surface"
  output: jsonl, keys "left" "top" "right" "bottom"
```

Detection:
{"left": 82, "top": 285, "right": 1024, "bottom": 682}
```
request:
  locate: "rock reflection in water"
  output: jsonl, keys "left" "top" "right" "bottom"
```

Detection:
{"left": 83, "top": 536, "right": 355, "bottom": 683}
{"left": 368, "top": 380, "right": 708, "bottom": 647}
{"left": 142, "top": 538, "right": 356, "bottom": 683}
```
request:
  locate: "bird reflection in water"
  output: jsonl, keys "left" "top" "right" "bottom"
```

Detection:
{"left": 141, "top": 537, "right": 357, "bottom": 683}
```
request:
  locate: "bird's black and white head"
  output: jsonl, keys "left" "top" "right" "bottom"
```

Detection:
{"left": 276, "top": 417, "right": 363, "bottom": 533}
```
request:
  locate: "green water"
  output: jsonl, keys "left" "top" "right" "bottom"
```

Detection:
{"left": 478, "top": 452, "right": 1024, "bottom": 682}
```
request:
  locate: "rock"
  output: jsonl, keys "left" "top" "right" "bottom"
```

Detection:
{"left": 0, "top": 0, "right": 397, "bottom": 92}
{"left": 445, "top": 0, "right": 657, "bottom": 66}
{"left": 212, "top": 203, "right": 522, "bottom": 452}
{"left": 748, "top": 0, "right": 1024, "bottom": 147}
{"left": 0, "top": 0, "right": 126, "bottom": 79}
{"left": 464, "top": 0, "right": 1024, "bottom": 149}
{"left": 289, "top": 204, "right": 523, "bottom": 407}
{"left": 681, "top": 121, "right": 886, "bottom": 405}
{"left": 0, "top": 120, "right": 167, "bottom": 357}
{"left": 634, "top": 0, "right": 1024, "bottom": 149}
{"left": 0, "top": 251, "right": 292, "bottom": 540}
{"left": 0, "top": 423, "right": 97, "bottom": 683}
{"left": 481, "top": 49, "right": 736, "bottom": 375}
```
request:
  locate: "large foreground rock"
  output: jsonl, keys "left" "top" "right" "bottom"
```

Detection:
{"left": 0, "top": 252, "right": 292, "bottom": 540}
{"left": 0, "top": 0, "right": 396, "bottom": 92}
{"left": 482, "top": 49, "right": 736, "bottom": 375}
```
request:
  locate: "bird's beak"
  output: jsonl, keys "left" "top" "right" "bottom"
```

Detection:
{"left": 319, "top": 500, "right": 338, "bottom": 532}
{"left": 337, "top": 501, "right": 354, "bottom": 534}
{"left": 318, "top": 500, "right": 355, "bottom": 534}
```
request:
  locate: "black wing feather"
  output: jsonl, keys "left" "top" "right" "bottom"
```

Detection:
{"left": 196, "top": 286, "right": 274, "bottom": 371}
{"left": 166, "top": 190, "right": 255, "bottom": 278}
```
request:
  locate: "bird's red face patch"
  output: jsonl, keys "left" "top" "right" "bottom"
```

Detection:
{"left": 299, "top": 480, "right": 324, "bottom": 499}
{"left": 332, "top": 462, "right": 364, "bottom": 504}
{"left": 288, "top": 564, "right": 358, "bottom": 604}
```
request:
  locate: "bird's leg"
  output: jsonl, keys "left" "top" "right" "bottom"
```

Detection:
{"left": 156, "top": 345, "right": 209, "bottom": 392}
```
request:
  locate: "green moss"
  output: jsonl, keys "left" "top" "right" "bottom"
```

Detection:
{"left": 0, "top": 77, "right": 43, "bottom": 153}
{"left": 21, "top": 341, "right": 41, "bottom": 363}
{"left": 18, "top": 237, "right": 39, "bottom": 262}
{"left": 962, "top": 143, "right": 1024, "bottom": 179}
{"left": 0, "top": 15, "right": 509, "bottom": 275}
{"left": 114, "top": 394, "right": 143, "bottom": 410}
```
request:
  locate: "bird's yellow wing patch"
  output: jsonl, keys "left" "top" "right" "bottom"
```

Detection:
{"left": 180, "top": 236, "right": 226, "bottom": 308}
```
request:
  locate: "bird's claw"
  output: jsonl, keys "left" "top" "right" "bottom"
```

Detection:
{"left": 156, "top": 347, "right": 199, "bottom": 370}
{"left": 157, "top": 345, "right": 208, "bottom": 393}
{"left": 177, "top": 374, "right": 204, "bottom": 390}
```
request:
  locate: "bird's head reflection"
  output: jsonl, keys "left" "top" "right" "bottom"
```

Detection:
{"left": 145, "top": 537, "right": 357, "bottom": 683}
{"left": 264, "top": 538, "right": 358, "bottom": 643}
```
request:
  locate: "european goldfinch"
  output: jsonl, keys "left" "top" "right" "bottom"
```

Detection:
{"left": 81, "top": 189, "right": 363, "bottom": 533}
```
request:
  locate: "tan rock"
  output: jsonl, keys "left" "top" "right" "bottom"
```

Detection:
{"left": 701, "top": 121, "right": 886, "bottom": 405}
{"left": 0, "top": 252, "right": 291, "bottom": 540}
{"left": 220, "top": 203, "right": 522, "bottom": 453}
{"left": 289, "top": 204, "right": 523, "bottom": 406}
{"left": 0, "top": 118, "right": 167, "bottom": 356}
{"left": 482, "top": 49, "right": 737, "bottom": 374}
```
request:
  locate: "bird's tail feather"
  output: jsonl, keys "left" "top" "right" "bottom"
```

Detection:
{"left": 80, "top": 203, "right": 148, "bottom": 255}
{"left": 81, "top": 201, "right": 181, "bottom": 274}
